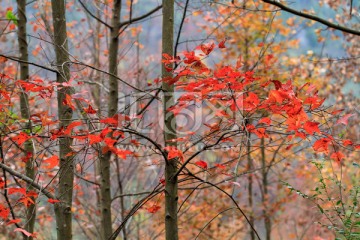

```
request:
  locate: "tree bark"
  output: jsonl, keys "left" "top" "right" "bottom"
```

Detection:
{"left": 51, "top": 1, "right": 74, "bottom": 239}
{"left": 16, "top": 1, "right": 36, "bottom": 239}
{"left": 162, "top": 1, "right": 178, "bottom": 240}
{"left": 99, "top": 0, "right": 122, "bottom": 239}
{"left": 261, "top": 138, "right": 271, "bottom": 240}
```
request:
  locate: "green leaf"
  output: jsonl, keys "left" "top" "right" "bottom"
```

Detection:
{"left": 6, "top": 10, "right": 17, "bottom": 25}
{"left": 317, "top": 204, "right": 324, "bottom": 213}
{"left": 352, "top": 162, "right": 360, "bottom": 168}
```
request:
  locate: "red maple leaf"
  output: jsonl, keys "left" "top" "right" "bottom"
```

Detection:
{"left": 200, "top": 42, "right": 215, "bottom": 55}
{"left": 313, "top": 138, "right": 332, "bottom": 153}
{"left": 164, "top": 146, "right": 183, "bottom": 161}
{"left": 0, "top": 177, "right": 4, "bottom": 189}
{"left": 0, "top": 203, "right": 9, "bottom": 220}
{"left": 147, "top": 205, "right": 161, "bottom": 213}
{"left": 195, "top": 160, "right": 208, "bottom": 169}
{"left": 215, "top": 163, "right": 226, "bottom": 169}
{"left": 342, "top": 139, "right": 353, "bottom": 146}
{"left": 114, "top": 149, "right": 133, "bottom": 159}
{"left": 331, "top": 151, "right": 345, "bottom": 161}
{"left": 303, "top": 121, "right": 320, "bottom": 135}
{"left": 84, "top": 104, "right": 97, "bottom": 114}
{"left": 100, "top": 117, "right": 118, "bottom": 126}
{"left": 88, "top": 134, "right": 102, "bottom": 145}
{"left": 8, "top": 187, "right": 26, "bottom": 196}
{"left": 218, "top": 39, "right": 227, "bottom": 48}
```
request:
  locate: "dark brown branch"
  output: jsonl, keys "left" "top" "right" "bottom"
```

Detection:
{"left": 111, "top": 190, "right": 163, "bottom": 202}
{"left": 262, "top": 0, "right": 360, "bottom": 36}
{"left": 117, "top": 5, "right": 162, "bottom": 37}
{"left": 0, "top": 54, "right": 58, "bottom": 73}
{"left": 0, "top": 162, "right": 55, "bottom": 199}
{"left": 78, "top": 0, "right": 111, "bottom": 28}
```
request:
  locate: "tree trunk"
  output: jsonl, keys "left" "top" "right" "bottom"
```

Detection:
{"left": 51, "top": 1, "right": 74, "bottom": 239}
{"left": 261, "top": 138, "right": 271, "bottom": 240}
{"left": 162, "top": 1, "right": 178, "bottom": 240}
{"left": 99, "top": 0, "right": 121, "bottom": 239}
{"left": 17, "top": 1, "right": 36, "bottom": 239}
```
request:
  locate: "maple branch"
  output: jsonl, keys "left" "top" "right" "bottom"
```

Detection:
{"left": 78, "top": 0, "right": 111, "bottom": 29}
{"left": 121, "top": 128, "right": 167, "bottom": 160}
{"left": 174, "top": 130, "right": 241, "bottom": 178}
{"left": 109, "top": 185, "right": 162, "bottom": 240}
{"left": 117, "top": 5, "right": 162, "bottom": 37}
{"left": 119, "top": 5, "right": 162, "bottom": 28}
{"left": 190, "top": 174, "right": 262, "bottom": 240}
{"left": 74, "top": 172, "right": 100, "bottom": 186}
{"left": 261, "top": 0, "right": 360, "bottom": 36}
{"left": 0, "top": 162, "right": 55, "bottom": 199}
{"left": 195, "top": 207, "right": 237, "bottom": 239}
{"left": 0, "top": 54, "right": 58, "bottom": 73}
{"left": 111, "top": 190, "right": 163, "bottom": 202}
{"left": 174, "top": 0, "right": 189, "bottom": 59}
{"left": 69, "top": 61, "right": 144, "bottom": 92}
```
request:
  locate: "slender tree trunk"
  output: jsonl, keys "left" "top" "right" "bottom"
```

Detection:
{"left": 17, "top": 1, "right": 36, "bottom": 239}
{"left": 261, "top": 138, "right": 271, "bottom": 240}
{"left": 51, "top": 1, "right": 74, "bottom": 239}
{"left": 99, "top": 1, "right": 121, "bottom": 239}
{"left": 247, "top": 137, "right": 255, "bottom": 240}
{"left": 162, "top": 1, "right": 178, "bottom": 239}
{"left": 115, "top": 158, "right": 127, "bottom": 240}
{"left": 242, "top": 32, "right": 255, "bottom": 240}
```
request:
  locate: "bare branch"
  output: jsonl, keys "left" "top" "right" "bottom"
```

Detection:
{"left": 117, "top": 5, "right": 162, "bottom": 37}
{"left": 0, "top": 162, "right": 55, "bottom": 199}
{"left": 78, "top": 0, "right": 111, "bottom": 28}
{"left": 262, "top": 0, "right": 360, "bottom": 36}
{"left": 0, "top": 54, "right": 58, "bottom": 73}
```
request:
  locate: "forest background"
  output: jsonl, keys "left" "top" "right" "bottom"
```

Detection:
{"left": 0, "top": 0, "right": 359, "bottom": 240}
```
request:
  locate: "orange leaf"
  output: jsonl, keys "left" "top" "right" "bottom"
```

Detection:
{"left": 48, "top": 198, "right": 60, "bottom": 204}
{"left": 12, "top": 132, "right": 31, "bottom": 146}
{"left": 43, "top": 155, "right": 59, "bottom": 169}
{"left": 6, "top": 219, "right": 21, "bottom": 225}
{"left": 258, "top": 117, "right": 271, "bottom": 125}
{"left": 64, "top": 121, "right": 82, "bottom": 135}
{"left": 63, "top": 94, "right": 75, "bottom": 110}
